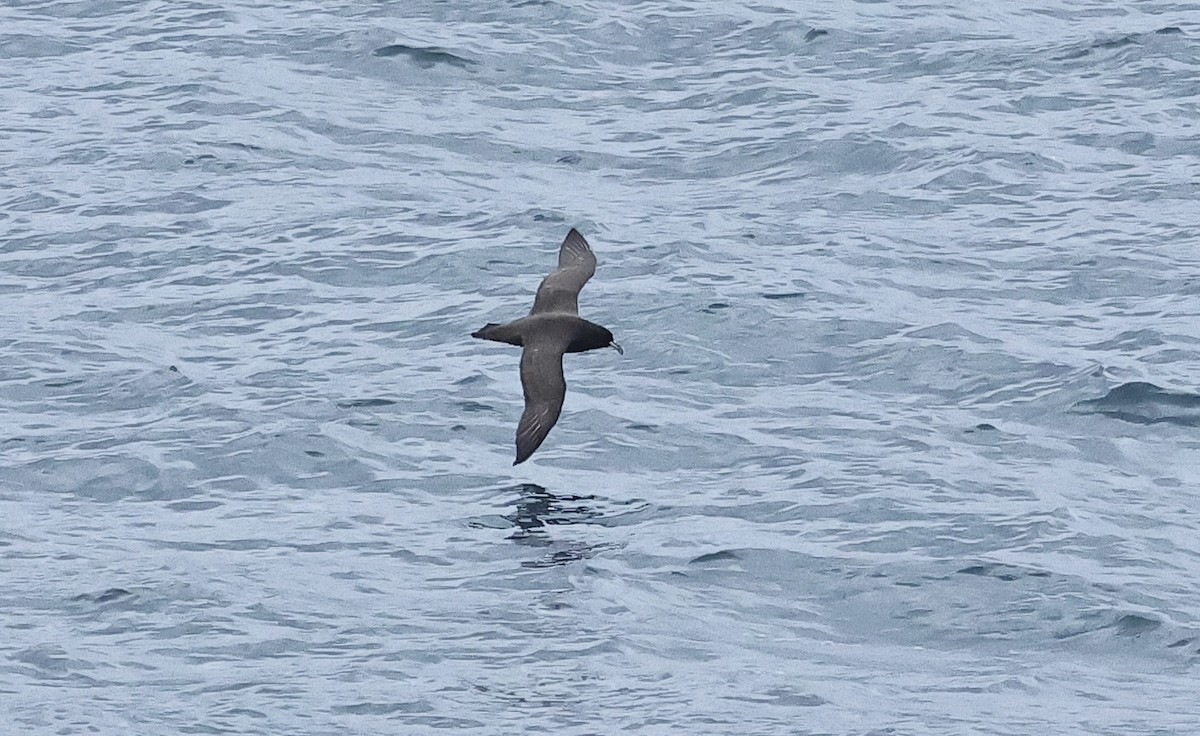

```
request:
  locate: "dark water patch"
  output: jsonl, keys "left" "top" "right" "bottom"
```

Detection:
{"left": 332, "top": 699, "right": 434, "bottom": 716}
{"left": 1076, "top": 382, "right": 1200, "bottom": 427}
{"left": 1085, "top": 329, "right": 1165, "bottom": 350}
{"left": 520, "top": 544, "right": 598, "bottom": 568}
{"left": 1053, "top": 611, "right": 1170, "bottom": 644}
{"left": 1053, "top": 27, "right": 1185, "bottom": 61}
{"left": 167, "top": 500, "right": 222, "bottom": 512}
{"left": 337, "top": 398, "right": 397, "bottom": 408}
{"left": 72, "top": 588, "right": 134, "bottom": 604}
{"left": 87, "top": 192, "right": 231, "bottom": 217}
{"left": 1111, "top": 614, "right": 1160, "bottom": 638}
{"left": 957, "top": 563, "right": 1049, "bottom": 581}
{"left": 1093, "top": 36, "right": 1139, "bottom": 52}
{"left": 44, "top": 378, "right": 85, "bottom": 389}
{"left": 727, "top": 688, "right": 826, "bottom": 707}
{"left": 4, "top": 192, "right": 60, "bottom": 212}
{"left": 690, "top": 550, "right": 740, "bottom": 565}
{"left": 458, "top": 401, "right": 495, "bottom": 413}
{"left": 372, "top": 44, "right": 472, "bottom": 69}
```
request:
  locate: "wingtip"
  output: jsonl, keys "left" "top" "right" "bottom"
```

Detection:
{"left": 563, "top": 228, "right": 590, "bottom": 250}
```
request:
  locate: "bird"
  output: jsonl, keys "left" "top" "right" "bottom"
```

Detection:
{"left": 472, "top": 228, "right": 623, "bottom": 465}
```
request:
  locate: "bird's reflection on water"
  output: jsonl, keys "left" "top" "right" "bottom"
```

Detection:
{"left": 503, "top": 483, "right": 607, "bottom": 567}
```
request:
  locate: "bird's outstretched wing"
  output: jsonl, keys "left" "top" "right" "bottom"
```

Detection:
{"left": 514, "top": 340, "right": 568, "bottom": 464}
{"left": 529, "top": 229, "right": 597, "bottom": 315}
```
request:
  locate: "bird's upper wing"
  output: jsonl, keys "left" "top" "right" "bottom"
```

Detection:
{"left": 529, "top": 229, "right": 597, "bottom": 315}
{"left": 514, "top": 339, "right": 568, "bottom": 464}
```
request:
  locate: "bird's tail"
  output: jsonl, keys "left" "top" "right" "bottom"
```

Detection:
{"left": 472, "top": 322, "right": 523, "bottom": 346}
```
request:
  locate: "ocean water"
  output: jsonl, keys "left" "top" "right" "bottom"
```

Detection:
{"left": 2, "top": 0, "right": 1199, "bottom": 733}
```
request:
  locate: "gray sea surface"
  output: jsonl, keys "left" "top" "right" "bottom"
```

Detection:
{"left": 3, "top": 1, "right": 1199, "bottom": 734}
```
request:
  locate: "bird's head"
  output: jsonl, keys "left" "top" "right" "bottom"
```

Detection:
{"left": 597, "top": 325, "right": 623, "bottom": 355}
{"left": 569, "top": 323, "right": 623, "bottom": 354}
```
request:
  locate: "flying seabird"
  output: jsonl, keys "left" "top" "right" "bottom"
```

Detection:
{"left": 472, "top": 229, "right": 622, "bottom": 465}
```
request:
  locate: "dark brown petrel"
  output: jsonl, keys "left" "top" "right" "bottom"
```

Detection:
{"left": 472, "top": 229, "right": 623, "bottom": 465}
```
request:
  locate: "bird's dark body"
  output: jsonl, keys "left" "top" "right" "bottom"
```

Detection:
{"left": 472, "top": 229, "right": 621, "bottom": 465}
{"left": 473, "top": 314, "right": 614, "bottom": 353}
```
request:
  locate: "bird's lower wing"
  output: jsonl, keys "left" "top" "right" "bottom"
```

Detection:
{"left": 515, "top": 342, "right": 567, "bottom": 464}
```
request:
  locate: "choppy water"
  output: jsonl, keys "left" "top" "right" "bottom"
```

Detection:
{"left": 3, "top": 1, "right": 1199, "bottom": 734}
